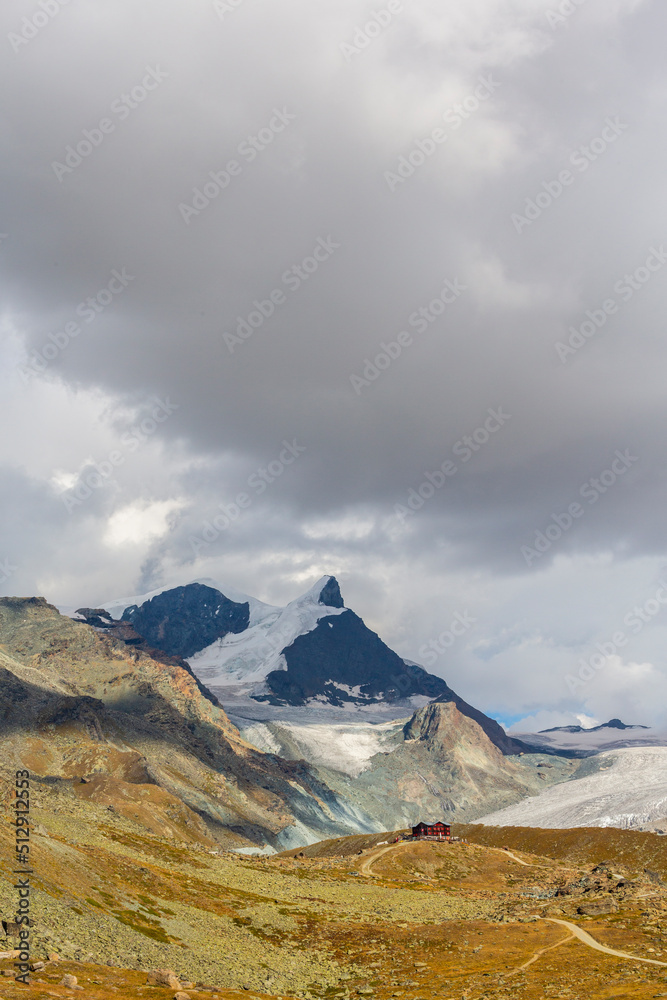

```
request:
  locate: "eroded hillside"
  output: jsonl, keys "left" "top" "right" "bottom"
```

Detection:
{"left": 0, "top": 597, "right": 370, "bottom": 850}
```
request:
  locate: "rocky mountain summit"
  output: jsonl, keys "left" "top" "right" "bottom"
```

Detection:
{"left": 99, "top": 576, "right": 459, "bottom": 707}
{"left": 0, "top": 596, "right": 371, "bottom": 850}
{"left": 0, "top": 585, "right": 581, "bottom": 847}
{"left": 119, "top": 582, "right": 250, "bottom": 659}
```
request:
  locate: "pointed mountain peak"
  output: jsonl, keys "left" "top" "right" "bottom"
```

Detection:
{"left": 318, "top": 576, "right": 344, "bottom": 608}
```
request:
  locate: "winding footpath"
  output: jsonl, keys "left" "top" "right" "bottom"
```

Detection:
{"left": 357, "top": 841, "right": 667, "bottom": 971}
{"left": 358, "top": 842, "right": 410, "bottom": 876}
{"left": 545, "top": 917, "right": 667, "bottom": 967}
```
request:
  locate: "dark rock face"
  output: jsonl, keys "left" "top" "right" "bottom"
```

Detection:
{"left": 597, "top": 718, "right": 648, "bottom": 730}
{"left": 121, "top": 583, "right": 249, "bottom": 659}
{"left": 75, "top": 608, "right": 115, "bottom": 628}
{"left": 262, "top": 609, "right": 450, "bottom": 706}
{"left": 318, "top": 577, "right": 344, "bottom": 609}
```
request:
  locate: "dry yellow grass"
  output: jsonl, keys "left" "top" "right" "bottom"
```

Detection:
{"left": 1, "top": 816, "right": 665, "bottom": 1000}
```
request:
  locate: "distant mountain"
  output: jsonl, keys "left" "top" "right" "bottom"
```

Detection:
{"left": 540, "top": 718, "right": 649, "bottom": 734}
{"left": 99, "top": 576, "right": 452, "bottom": 708}
{"left": 91, "top": 576, "right": 547, "bottom": 758}
{"left": 51, "top": 574, "right": 598, "bottom": 839}
{"left": 120, "top": 582, "right": 249, "bottom": 658}
{"left": 264, "top": 604, "right": 449, "bottom": 706}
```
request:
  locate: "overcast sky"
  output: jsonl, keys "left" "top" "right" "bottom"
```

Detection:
{"left": 2, "top": 0, "right": 667, "bottom": 730}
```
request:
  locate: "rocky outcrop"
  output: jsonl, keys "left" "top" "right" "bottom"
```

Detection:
{"left": 0, "top": 597, "right": 375, "bottom": 850}
{"left": 346, "top": 701, "right": 575, "bottom": 825}
{"left": 121, "top": 583, "right": 249, "bottom": 659}
{"left": 317, "top": 577, "right": 344, "bottom": 608}
{"left": 74, "top": 604, "right": 220, "bottom": 705}
{"left": 428, "top": 690, "right": 530, "bottom": 756}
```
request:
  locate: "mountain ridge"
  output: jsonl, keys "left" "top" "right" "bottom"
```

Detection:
{"left": 95, "top": 576, "right": 497, "bottom": 718}
{"left": 0, "top": 595, "right": 379, "bottom": 850}
{"left": 539, "top": 718, "right": 649, "bottom": 734}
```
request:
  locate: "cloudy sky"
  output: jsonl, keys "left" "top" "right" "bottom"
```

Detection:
{"left": 2, "top": 0, "right": 667, "bottom": 730}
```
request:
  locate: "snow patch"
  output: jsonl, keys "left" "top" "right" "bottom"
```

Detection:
{"left": 186, "top": 575, "right": 347, "bottom": 690}
{"left": 236, "top": 715, "right": 404, "bottom": 777}
{"left": 478, "top": 746, "right": 667, "bottom": 831}
{"left": 515, "top": 725, "right": 667, "bottom": 753}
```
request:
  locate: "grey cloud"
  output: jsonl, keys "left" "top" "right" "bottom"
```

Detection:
{"left": 2, "top": 0, "right": 667, "bottom": 724}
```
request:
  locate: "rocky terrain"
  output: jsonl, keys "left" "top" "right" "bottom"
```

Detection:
{"left": 0, "top": 809, "right": 665, "bottom": 1000}
{"left": 36, "top": 585, "right": 581, "bottom": 837}
{"left": 0, "top": 596, "right": 373, "bottom": 851}
{"left": 251, "top": 701, "right": 578, "bottom": 831}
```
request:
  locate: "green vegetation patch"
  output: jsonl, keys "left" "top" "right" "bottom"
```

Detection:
{"left": 111, "top": 907, "right": 177, "bottom": 944}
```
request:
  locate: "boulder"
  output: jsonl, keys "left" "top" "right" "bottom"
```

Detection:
{"left": 152, "top": 969, "right": 182, "bottom": 990}
{"left": 577, "top": 899, "right": 617, "bottom": 916}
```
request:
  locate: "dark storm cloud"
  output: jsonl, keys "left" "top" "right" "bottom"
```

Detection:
{"left": 2, "top": 0, "right": 667, "bottom": 724}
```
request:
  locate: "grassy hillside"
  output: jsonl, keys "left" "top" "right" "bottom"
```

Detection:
{"left": 456, "top": 823, "right": 667, "bottom": 880}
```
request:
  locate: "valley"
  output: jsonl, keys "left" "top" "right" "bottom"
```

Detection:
{"left": 1, "top": 578, "right": 665, "bottom": 998}
{"left": 0, "top": 817, "right": 665, "bottom": 999}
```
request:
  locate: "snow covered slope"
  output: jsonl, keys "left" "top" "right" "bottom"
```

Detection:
{"left": 91, "top": 574, "right": 451, "bottom": 707}
{"left": 515, "top": 724, "right": 667, "bottom": 755}
{"left": 236, "top": 715, "right": 404, "bottom": 778}
{"left": 477, "top": 746, "right": 667, "bottom": 831}
{"left": 87, "top": 575, "right": 346, "bottom": 695}
{"left": 187, "top": 576, "right": 348, "bottom": 694}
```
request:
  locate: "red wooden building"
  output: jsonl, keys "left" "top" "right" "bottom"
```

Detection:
{"left": 412, "top": 821, "right": 451, "bottom": 840}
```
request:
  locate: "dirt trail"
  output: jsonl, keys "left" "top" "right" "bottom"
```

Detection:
{"left": 508, "top": 930, "right": 575, "bottom": 974}
{"left": 358, "top": 842, "right": 667, "bottom": 973}
{"left": 546, "top": 918, "right": 667, "bottom": 967}
{"left": 491, "top": 846, "right": 532, "bottom": 867}
{"left": 359, "top": 840, "right": 538, "bottom": 876}
{"left": 358, "top": 842, "right": 408, "bottom": 876}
